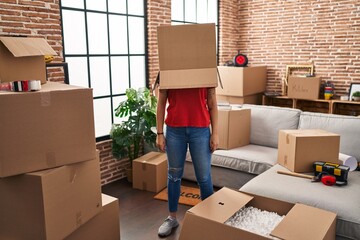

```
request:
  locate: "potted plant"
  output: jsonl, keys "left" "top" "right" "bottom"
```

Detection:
{"left": 352, "top": 91, "right": 360, "bottom": 101}
{"left": 110, "top": 87, "right": 157, "bottom": 182}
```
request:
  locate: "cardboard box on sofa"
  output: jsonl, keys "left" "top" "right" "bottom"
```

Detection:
{"left": 0, "top": 157, "right": 102, "bottom": 240}
{"left": 287, "top": 76, "right": 321, "bottom": 100}
{"left": 0, "top": 37, "right": 57, "bottom": 84}
{"left": 218, "top": 107, "right": 250, "bottom": 150}
{"left": 179, "top": 187, "right": 336, "bottom": 240}
{"left": 157, "top": 23, "right": 217, "bottom": 89}
{"left": 65, "top": 193, "right": 120, "bottom": 240}
{"left": 217, "top": 93, "right": 263, "bottom": 105}
{"left": 216, "top": 66, "right": 267, "bottom": 97}
{"left": 0, "top": 81, "right": 96, "bottom": 177}
{"left": 133, "top": 152, "right": 168, "bottom": 193}
{"left": 278, "top": 129, "right": 340, "bottom": 173}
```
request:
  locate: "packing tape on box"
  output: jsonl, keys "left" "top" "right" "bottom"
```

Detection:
{"left": 29, "top": 80, "right": 41, "bottom": 91}
{"left": 339, "top": 153, "right": 358, "bottom": 171}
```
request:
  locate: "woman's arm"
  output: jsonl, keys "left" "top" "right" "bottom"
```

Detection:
{"left": 156, "top": 89, "right": 168, "bottom": 152}
{"left": 207, "top": 87, "right": 219, "bottom": 152}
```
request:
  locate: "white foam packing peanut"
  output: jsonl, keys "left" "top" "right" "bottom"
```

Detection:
{"left": 225, "top": 206, "right": 284, "bottom": 239}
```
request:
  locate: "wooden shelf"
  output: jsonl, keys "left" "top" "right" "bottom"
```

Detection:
{"left": 262, "top": 95, "right": 360, "bottom": 116}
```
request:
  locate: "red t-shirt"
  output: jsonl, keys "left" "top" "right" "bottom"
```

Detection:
{"left": 165, "top": 88, "right": 210, "bottom": 127}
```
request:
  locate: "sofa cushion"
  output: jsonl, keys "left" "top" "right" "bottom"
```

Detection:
{"left": 210, "top": 144, "right": 278, "bottom": 175}
{"left": 242, "top": 104, "right": 301, "bottom": 148}
{"left": 240, "top": 164, "right": 360, "bottom": 239}
{"left": 299, "top": 112, "right": 360, "bottom": 162}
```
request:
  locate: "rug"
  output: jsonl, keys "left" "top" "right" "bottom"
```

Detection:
{"left": 154, "top": 185, "right": 202, "bottom": 206}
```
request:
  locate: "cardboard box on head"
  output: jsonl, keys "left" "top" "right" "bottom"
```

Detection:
{"left": 157, "top": 23, "right": 218, "bottom": 89}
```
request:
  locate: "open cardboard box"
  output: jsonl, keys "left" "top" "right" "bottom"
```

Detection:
{"left": 179, "top": 187, "right": 336, "bottom": 240}
{"left": 0, "top": 37, "right": 56, "bottom": 84}
{"left": 157, "top": 23, "right": 218, "bottom": 89}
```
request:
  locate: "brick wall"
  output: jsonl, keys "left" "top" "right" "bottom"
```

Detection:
{"left": 237, "top": 0, "right": 360, "bottom": 96}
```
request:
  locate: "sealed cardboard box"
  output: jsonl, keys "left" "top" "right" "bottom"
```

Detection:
{"left": 217, "top": 93, "right": 262, "bottom": 105}
{"left": 0, "top": 37, "right": 57, "bottom": 84}
{"left": 218, "top": 107, "right": 250, "bottom": 150}
{"left": 157, "top": 23, "right": 217, "bottom": 89}
{"left": 0, "top": 81, "right": 96, "bottom": 177}
{"left": 278, "top": 129, "right": 340, "bottom": 173}
{"left": 287, "top": 76, "right": 321, "bottom": 100}
{"left": 66, "top": 193, "right": 120, "bottom": 240}
{"left": 0, "top": 157, "right": 102, "bottom": 240}
{"left": 179, "top": 187, "right": 336, "bottom": 240}
{"left": 133, "top": 152, "right": 167, "bottom": 192}
{"left": 217, "top": 66, "right": 267, "bottom": 97}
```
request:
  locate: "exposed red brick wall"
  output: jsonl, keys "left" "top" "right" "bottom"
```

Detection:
{"left": 96, "top": 140, "right": 129, "bottom": 186}
{"left": 237, "top": 0, "right": 360, "bottom": 96}
{"left": 218, "top": 0, "right": 241, "bottom": 64}
{"left": 147, "top": 0, "right": 171, "bottom": 88}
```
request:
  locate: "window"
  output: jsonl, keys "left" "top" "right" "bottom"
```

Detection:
{"left": 60, "top": 0, "right": 147, "bottom": 140}
{"left": 171, "top": 0, "right": 218, "bottom": 58}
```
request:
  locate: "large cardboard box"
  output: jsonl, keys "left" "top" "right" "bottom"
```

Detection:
{"left": 0, "top": 157, "right": 102, "bottom": 240}
{"left": 218, "top": 107, "right": 250, "bottom": 150}
{"left": 0, "top": 81, "right": 96, "bottom": 177}
{"left": 287, "top": 76, "right": 321, "bottom": 100}
{"left": 0, "top": 37, "right": 56, "bottom": 84}
{"left": 179, "top": 187, "right": 336, "bottom": 240}
{"left": 157, "top": 23, "right": 217, "bottom": 89}
{"left": 133, "top": 152, "right": 168, "bottom": 192}
{"left": 217, "top": 93, "right": 262, "bottom": 105}
{"left": 216, "top": 66, "right": 267, "bottom": 97}
{"left": 66, "top": 194, "right": 120, "bottom": 240}
{"left": 278, "top": 129, "right": 340, "bottom": 173}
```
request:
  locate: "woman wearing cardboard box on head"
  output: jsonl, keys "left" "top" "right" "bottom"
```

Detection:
{"left": 156, "top": 87, "right": 219, "bottom": 237}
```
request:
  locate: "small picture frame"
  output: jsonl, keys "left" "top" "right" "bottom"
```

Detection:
{"left": 349, "top": 83, "right": 360, "bottom": 101}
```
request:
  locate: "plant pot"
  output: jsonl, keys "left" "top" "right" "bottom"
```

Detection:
{"left": 126, "top": 167, "right": 133, "bottom": 183}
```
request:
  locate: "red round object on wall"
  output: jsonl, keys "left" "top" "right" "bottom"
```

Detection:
{"left": 321, "top": 175, "right": 336, "bottom": 186}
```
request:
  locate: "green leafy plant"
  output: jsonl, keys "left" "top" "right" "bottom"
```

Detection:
{"left": 352, "top": 91, "right": 360, "bottom": 97}
{"left": 110, "top": 88, "right": 157, "bottom": 166}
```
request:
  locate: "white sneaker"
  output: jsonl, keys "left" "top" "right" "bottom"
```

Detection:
{"left": 158, "top": 216, "right": 179, "bottom": 237}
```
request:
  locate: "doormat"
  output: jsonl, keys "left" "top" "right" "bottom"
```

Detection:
{"left": 154, "top": 185, "right": 202, "bottom": 206}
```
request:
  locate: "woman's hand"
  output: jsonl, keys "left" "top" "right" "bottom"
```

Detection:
{"left": 156, "top": 134, "right": 166, "bottom": 152}
{"left": 210, "top": 133, "right": 219, "bottom": 153}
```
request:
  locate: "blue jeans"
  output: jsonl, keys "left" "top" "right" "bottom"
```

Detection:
{"left": 165, "top": 126, "right": 214, "bottom": 213}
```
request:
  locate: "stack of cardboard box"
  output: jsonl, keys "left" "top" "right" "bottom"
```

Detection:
{"left": 0, "top": 37, "right": 120, "bottom": 240}
{"left": 215, "top": 65, "right": 267, "bottom": 149}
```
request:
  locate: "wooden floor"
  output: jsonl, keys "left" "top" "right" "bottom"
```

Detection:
{"left": 101, "top": 179, "right": 199, "bottom": 240}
